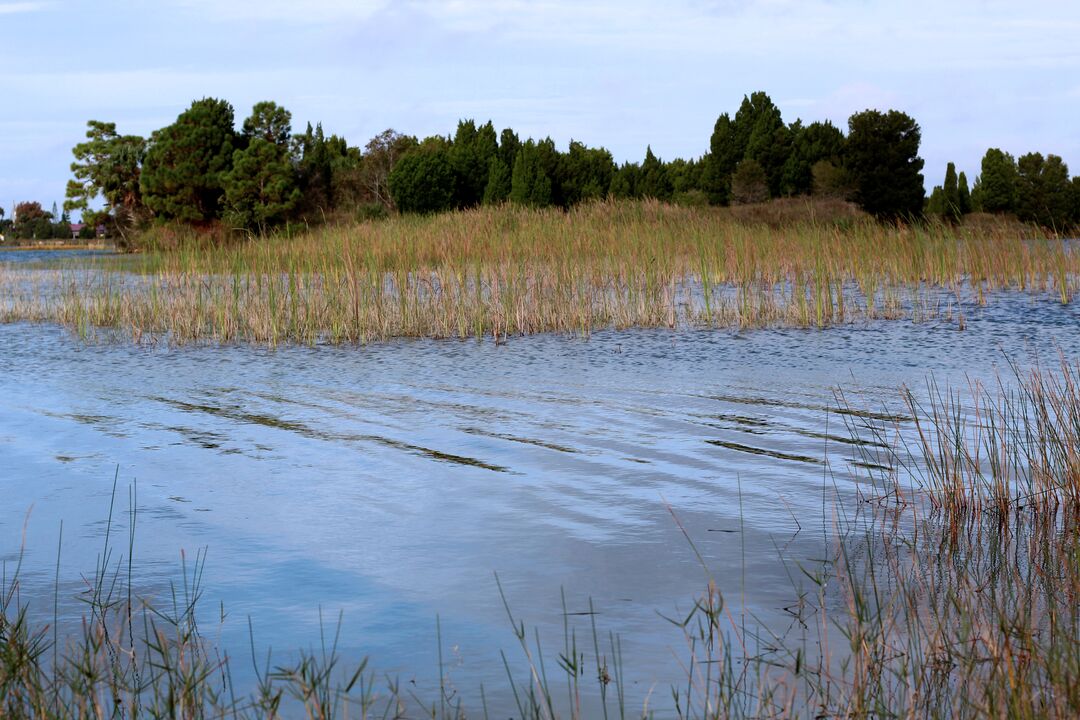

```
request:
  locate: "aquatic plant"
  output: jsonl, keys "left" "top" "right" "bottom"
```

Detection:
{"left": 0, "top": 200, "right": 1073, "bottom": 346}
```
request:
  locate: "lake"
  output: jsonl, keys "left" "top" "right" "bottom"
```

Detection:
{"left": 2, "top": 249, "right": 1078, "bottom": 716}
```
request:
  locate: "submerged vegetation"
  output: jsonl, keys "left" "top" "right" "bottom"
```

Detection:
{"left": 0, "top": 199, "right": 1075, "bottom": 346}
{"left": 3, "top": 362, "right": 1080, "bottom": 718}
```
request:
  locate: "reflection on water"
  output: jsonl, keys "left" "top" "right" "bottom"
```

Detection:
{"left": 1, "top": 279, "right": 1079, "bottom": 714}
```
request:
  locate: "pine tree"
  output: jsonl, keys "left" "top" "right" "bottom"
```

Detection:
{"left": 223, "top": 138, "right": 300, "bottom": 234}
{"left": 141, "top": 98, "right": 237, "bottom": 222}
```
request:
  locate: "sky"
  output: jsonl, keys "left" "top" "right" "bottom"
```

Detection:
{"left": 1, "top": 0, "right": 1078, "bottom": 215}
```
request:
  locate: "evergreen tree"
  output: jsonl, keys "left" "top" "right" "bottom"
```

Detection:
{"left": 509, "top": 141, "right": 554, "bottom": 208}
{"left": 609, "top": 163, "right": 640, "bottom": 199}
{"left": 732, "top": 92, "right": 781, "bottom": 159}
{"left": 638, "top": 146, "right": 673, "bottom": 200}
{"left": 482, "top": 157, "right": 512, "bottom": 205}
{"left": 844, "top": 109, "right": 925, "bottom": 219}
{"left": 958, "top": 172, "right": 972, "bottom": 214}
{"left": 559, "top": 141, "right": 615, "bottom": 205}
{"left": 810, "top": 160, "right": 853, "bottom": 199}
{"left": 450, "top": 119, "right": 498, "bottom": 208}
{"left": 1016, "top": 152, "right": 1073, "bottom": 229}
{"left": 781, "top": 120, "right": 846, "bottom": 196}
{"left": 926, "top": 186, "right": 945, "bottom": 216}
{"left": 666, "top": 158, "right": 702, "bottom": 194}
{"left": 705, "top": 113, "right": 739, "bottom": 205}
{"left": 533, "top": 138, "right": 563, "bottom": 206}
{"left": 978, "top": 148, "right": 1018, "bottom": 213}
{"left": 141, "top": 98, "right": 237, "bottom": 222}
{"left": 942, "top": 162, "right": 961, "bottom": 222}
{"left": 291, "top": 122, "right": 350, "bottom": 214}
{"left": 223, "top": 104, "right": 299, "bottom": 233}
{"left": 1071, "top": 177, "right": 1080, "bottom": 227}
{"left": 241, "top": 101, "right": 292, "bottom": 147}
{"left": 730, "top": 159, "right": 769, "bottom": 205}
{"left": 223, "top": 138, "right": 300, "bottom": 233}
{"left": 705, "top": 92, "right": 788, "bottom": 204}
{"left": 388, "top": 146, "right": 457, "bottom": 214}
{"left": 498, "top": 128, "right": 521, "bottom": 170}
{"left": 510, "top": 147, "right": 531, "bottom": 205}
{"left": 742, "top": 102, "right": 789, "bottom": 197}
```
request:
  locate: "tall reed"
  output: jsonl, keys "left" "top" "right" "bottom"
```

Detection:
{"left": 0, "top": 200, "right": 1074, "bottom": 345}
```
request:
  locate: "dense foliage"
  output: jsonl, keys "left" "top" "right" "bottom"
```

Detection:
{"left": 141, "top": 98, "right": 238, "bottom": 223}
{"left": 38, "top": 90, "right": 1080, "bottom": 243}
{"left": 1, "top": 201, "right": 74, "bottom": 241}
{"left": 845, "top": 110, "right": 925, "bottom": 219}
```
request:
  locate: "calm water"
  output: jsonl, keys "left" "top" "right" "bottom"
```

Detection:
{"left": 0, "top": 247, "right": 117, "bottom": 264}
{"left": 2, "top": 254, "right": 1078, "bottom": 714}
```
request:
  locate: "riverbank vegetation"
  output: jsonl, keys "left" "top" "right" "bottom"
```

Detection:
{"left": 3, "top": 362, "right": 1079, "bottom": 718}
{"left": 0, "top": 200, "right": 1074, "bottom": 345}
{"left": 29, "top": 91, "right": 1075, "bottom": 253}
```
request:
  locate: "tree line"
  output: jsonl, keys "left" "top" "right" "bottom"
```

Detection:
{"left": 0, "top": 201, "right": 89, "bottom": 242}
{"left": 926, "top": 151, "right": 1080, "bottom": 230}
{"left": 5, "top": 91, "right": 1074, "bottom": 244}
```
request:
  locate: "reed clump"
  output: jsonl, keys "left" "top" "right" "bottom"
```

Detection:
{"left": 0, "top": 200, "right": 1074, "bottom": 345}
{"left": 845, "top": 355, "right": 1080, "bottom": 520}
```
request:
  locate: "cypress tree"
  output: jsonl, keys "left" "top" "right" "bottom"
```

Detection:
{"left": 638, "top": 147, "right": 673, "bottom": 200}
{"left": 387, "top": 147, "right": 456, "bottom": 214}
{"left": 926, "top": 186, "right": 945, "bottom": 216}
{"left": 482, "top": 157, "right": 512, "bottom": 205}
{"left": 958, "top": 172, "right": 972, "bottom": 214}
{"left": 705, "top": 113, "right": 738, "bottom": 205}
{"left": 942, "top": 162, "right": 960, "bottom": 222}
{"left": 609, "top": 163, "right": 639, "bottom": 199}
{"left": 510, "top": 148, "right": 531, "bottom": 205}
{"left": 509, "top": 142, "right": 553, "bottom": 207}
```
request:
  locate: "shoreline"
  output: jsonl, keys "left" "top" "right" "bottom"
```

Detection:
{"left": 0, "top": 243, "right": 116, "bottom": 252}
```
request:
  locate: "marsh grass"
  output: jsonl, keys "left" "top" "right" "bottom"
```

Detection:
{"left": 0, "top": 201, "right": 1074, "bottom": 345}
{"left": 4, "top": 366, "right": 1080, "bottom": 718}
{"left": 844, "top": 355, "right": 1080, "bottom": 520}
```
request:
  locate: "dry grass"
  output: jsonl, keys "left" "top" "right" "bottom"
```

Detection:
{"left": 0, "top": 199, "right": 1074, "bottom": 345}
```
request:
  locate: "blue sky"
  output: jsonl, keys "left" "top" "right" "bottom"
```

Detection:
{"left": 1, "top": 0, "right": 1078, "bottom": 215}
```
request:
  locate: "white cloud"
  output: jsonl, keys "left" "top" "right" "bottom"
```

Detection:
{"left": 0, "top": 2, "right": 49, "bottom": 13}
{"left": 172, "top": 0, "right": 385, "bottom": 23}
{"left": 4, "top": 0, "right": 1080, "bottom": 203}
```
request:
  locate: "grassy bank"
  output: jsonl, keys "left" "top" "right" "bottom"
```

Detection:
{"left": 0, "top": 199, "right": 1074, "bottom": 345}
{"left": 4, "top": 364, "right": 1080, "bottom": 718}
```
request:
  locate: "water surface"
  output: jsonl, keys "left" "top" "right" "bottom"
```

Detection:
{"left": 1, "top": 273, "right": 1077, "bottom": 714}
